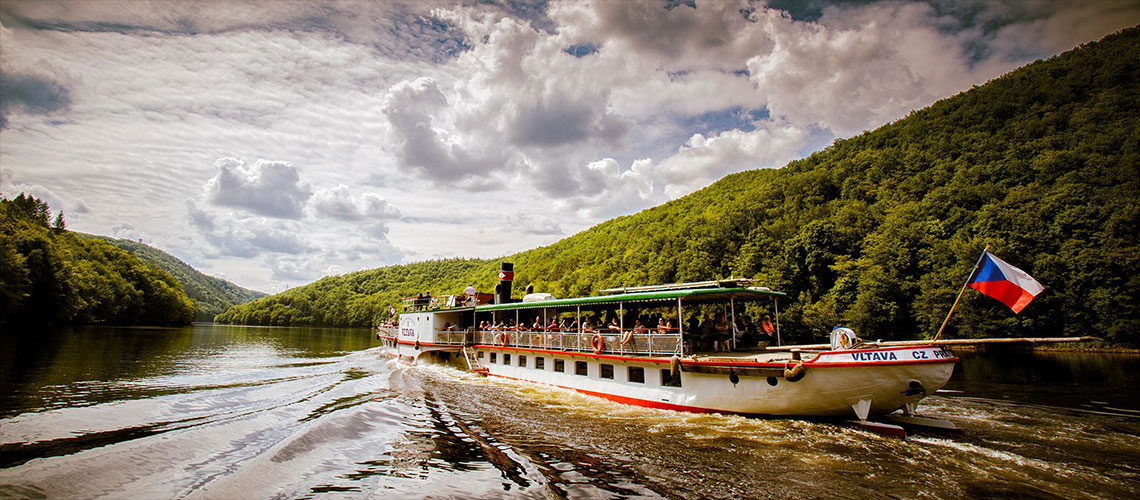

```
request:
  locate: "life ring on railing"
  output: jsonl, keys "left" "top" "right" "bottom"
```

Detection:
{"left": 591, "top": 334, "right": 604, "bottom": 354}
{"left": 500, "top": 331, "right": 509, "bottom": 347}
{"left": 620, "top": 330, "right": 633, "bottom": 346}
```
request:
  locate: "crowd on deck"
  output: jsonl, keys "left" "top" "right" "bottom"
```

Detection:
{"left": 394, "top": 285, "right": 779, "bottom": 352}
{"left": 469, "top": 310, "right": 776, "bottom": 352}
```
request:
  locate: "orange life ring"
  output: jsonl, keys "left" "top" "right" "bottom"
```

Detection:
{"left": 619, "top": 330, "right": 633, "bottom": 346}
{"left": 500, "top": 331, "right": 509, "bottom": 347}
{"left": 591, "top": 334, "right": 604, "bottom": 354}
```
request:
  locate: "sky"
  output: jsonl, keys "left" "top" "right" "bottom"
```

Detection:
{"left": 2, "top": 0, "right": 1137, "bottom": 293}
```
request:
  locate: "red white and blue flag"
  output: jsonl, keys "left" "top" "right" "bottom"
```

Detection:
{"left": 967, "top": 251, "right": 1044, "bottom": 314}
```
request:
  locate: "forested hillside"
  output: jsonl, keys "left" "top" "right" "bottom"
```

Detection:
{"left": 216, "top": 27, "right": 1140, "bottom": 345}
{"left": 82, "top": 234, "right": 265, "bottom": 321}
{"left": 0, "top": 195, "right": 196, "bottom": 325}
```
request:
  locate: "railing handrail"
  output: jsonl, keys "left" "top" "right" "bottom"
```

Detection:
{"left": 423, "top": 328, "right": 682, "bottom": 356}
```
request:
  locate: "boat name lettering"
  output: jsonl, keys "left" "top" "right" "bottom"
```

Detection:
{"left": 400, "top": 327, "right": 416, "bottom": 337}
{"left": 850, "top": 351, "right": 898, "bottom": 362}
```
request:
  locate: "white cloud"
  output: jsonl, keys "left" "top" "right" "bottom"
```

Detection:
{"left": 0, "top": 166, "right": 90, "bottom": 219}
{"left": 185, "top": 200, "right": 314, "bottom": 258}
{"left": 204, "top": 157, "right": 312, "bottom": 219}
{"left": 3, "top": 0, "right": 1137, "bottom": 292}
{"left": 111, "top": 223, "right": 143, "bottom": 241}
{"left": 506, "top": 212, "right": 564, "bottom": 235}
{"left": 309, "top": 184, "right": 400, "bottom": 221}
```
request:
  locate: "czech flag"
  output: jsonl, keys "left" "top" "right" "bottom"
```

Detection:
{"left": 968, "top": 251, "right": 1044, "bottom": 314}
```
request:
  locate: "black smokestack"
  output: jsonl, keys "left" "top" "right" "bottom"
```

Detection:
{"left": 496, "top": 262, "right": 514, "bottom": 304}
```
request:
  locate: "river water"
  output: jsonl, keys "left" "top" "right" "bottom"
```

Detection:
{"left": 1, "top": 325, "right": 1137, "bottom": 499}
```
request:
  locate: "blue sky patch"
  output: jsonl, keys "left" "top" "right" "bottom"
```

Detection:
{"left": 565, "top": 43, "right": 598, "bottom": 58}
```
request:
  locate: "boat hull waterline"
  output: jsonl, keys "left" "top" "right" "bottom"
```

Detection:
{"left": 380, "top": 339, "right": 958, "bottom": 418}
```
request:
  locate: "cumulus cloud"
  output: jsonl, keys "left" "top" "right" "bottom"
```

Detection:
{"left": 309, "top": 184, "right": 401, "bottom": 221}
{"left": 0, "top": 166, "right": 89, "bottom": 218}
{"left": 0, "top": 26, "right": 73, "bottom": 128}
{"left": 506, "top": 212, "right": 564, "bottom": 235}
{"left": 204, "top": 157, "right": 312, "bottom": 219}
{"left": 111, "top": 223, "right": 144, "bottom": 241}
{"left": 186, "top": 200, "right": 314, "bottom": 258}
{"left": 4, "top": 0, "right": 1138, "bottom": 292}
{"left": 380, "top": 77, "right": 518, "bottom": 190}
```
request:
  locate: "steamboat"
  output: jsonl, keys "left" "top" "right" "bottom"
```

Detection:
{"left": 378, "top": 264, "right": 965, "bottom": 436}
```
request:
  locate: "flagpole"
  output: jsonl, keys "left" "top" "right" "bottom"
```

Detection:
{"left": 934, "top": 244, "right": 989, "bottom": 341}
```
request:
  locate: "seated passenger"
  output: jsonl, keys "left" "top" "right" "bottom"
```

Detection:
{"left": 761, "top": 315, "right": 776, "bottom": 337}
{"left": 713, "top": 314, "right": 730, "bottom": 352}
{"left": 633, "top": 319, "right": 646, "bottom": 334}
{"left": 608, "top": 318, "right": 620, "bottom": 332}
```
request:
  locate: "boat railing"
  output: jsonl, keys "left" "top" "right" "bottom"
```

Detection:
{"left": 402, "top": 295, "right": 462, "bottom": 312}
{"left": 429, "top": 329, "right": 682, "bottom": 356}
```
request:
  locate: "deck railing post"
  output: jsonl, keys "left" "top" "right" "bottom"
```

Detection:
{"left": 774, "top": 297, "right": 782, "bottom": 346}
{"left": 619, "top": 302, "right": 624, "bottom": 354}
{"left": 677, "top": 297, "right": 684, "bottom": 355}
{"left": 730, "top": 297, "right": 737, "bottom": 351}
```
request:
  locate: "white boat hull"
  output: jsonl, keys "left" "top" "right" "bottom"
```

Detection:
{"left": 381, "top": 340, "right": 957, "bottom": 418}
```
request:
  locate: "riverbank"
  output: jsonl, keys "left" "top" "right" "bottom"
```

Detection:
{"left": 949, "top": 341, "right": 1140, "bottom": 354}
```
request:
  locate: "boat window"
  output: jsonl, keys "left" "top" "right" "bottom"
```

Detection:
{"left": 554, "top": 359, "right": 565, "bottom": 372}
{"left": 600, "top": 364, "right": 614, "bottom": 379}
{"left": 490, "top": 352, "right": 497, "bottom": 363}
{"left": 628, "top": 366, "right": 645, "bottom": 383}
{"left": 518, "top": 355, "right": 527, "bottom": 367}
{"left": 575, "top": 361, "right": 588, "bottom": 376}
{"left": 504, "top": 353, "right": 512, "bottom": 365}
{"left": 477, "top": 351, "right": 485, "bottom": 359}
{"left": 661, "top": 369, "right": 682, "bottom": 387}
{"left": 536, "top": 357, "right": 545, "bottom": 369}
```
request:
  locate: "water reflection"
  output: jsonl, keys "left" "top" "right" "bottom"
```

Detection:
{"left": 0, "top": 327, "right": 1137, "bottom": 499}
{"left": 0, "top": 324, "right": 374, "bottom": 418}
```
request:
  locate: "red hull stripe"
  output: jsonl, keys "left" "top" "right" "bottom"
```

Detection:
{"left": 969, "top": 280, "right": 1035, "bottom": 313}
{"left": 486, "top": 373, "right": 753, "bottom": 415}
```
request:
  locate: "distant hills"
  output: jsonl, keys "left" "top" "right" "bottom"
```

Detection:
{"left": 216, "top": 27, "right": 1140, "bottom": 345}
{"left": 1, "top": 195, "right": 197, "bottom": 325}
{"left": 81, "top": 235, "right": 266, "bottom": 322}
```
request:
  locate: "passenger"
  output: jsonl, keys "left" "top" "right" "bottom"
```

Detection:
{"left": 656, "top": 317, "right": 667, "bottom": 334}
{"left": 633, "top": 319, "right": 646, "bottom": 334}
{"left": 761, "top": 315, "right": 776, "bottom": 336}
{"left": 532, "top": 317, "right": 543, "bottom": 331}
{"left": 547, "top": 319, "right": 560, "bottom": 332}
{"left": 714, "top": 314, "right": 730, "bottom": 352}
{"left": 608, "top": 317, "right": 620, "bottom": 332}
{"left": 582, "top": 318, "right": 594, "bottom": 333}
{"left": 464, "top": 284, "right": 477, "bottom": 305}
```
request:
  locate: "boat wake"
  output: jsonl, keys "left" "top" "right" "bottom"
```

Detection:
{"left": 2, "top": 347, "right": 1139, "bottom": 499}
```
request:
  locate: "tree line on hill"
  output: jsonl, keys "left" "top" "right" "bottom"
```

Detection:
{"left": 1, "top": 194, "right": 196, "bottom": 326}
{"left": 82, "top": 234, "right": 266, "bottom": 322}
{"left": 218, "top": 27, "right": 1137, "bottom": 345}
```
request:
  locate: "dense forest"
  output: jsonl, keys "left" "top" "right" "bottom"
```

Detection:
{"left": 0, "top": 195, "right": 196, "bottom": 325}
{"left": 81, "top": 234, "right": 266, "bottom": 321}
{"left": 216, "top": 27, "right": 1139, "bottom": 345}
